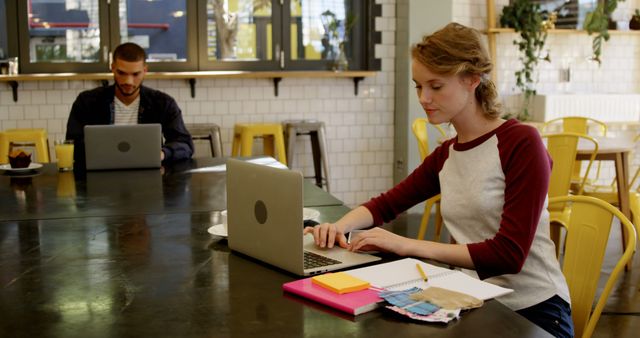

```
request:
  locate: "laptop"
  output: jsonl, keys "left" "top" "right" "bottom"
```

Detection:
{"left": 84, "top": 124, "right": 162, "bottom": 170}
{"left": 226, "top": 158, "right": 380, "bottom": 276}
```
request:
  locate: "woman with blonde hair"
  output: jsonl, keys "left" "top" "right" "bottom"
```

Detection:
{"left": 305, "top": 23, "right": 573, "bottom": 337}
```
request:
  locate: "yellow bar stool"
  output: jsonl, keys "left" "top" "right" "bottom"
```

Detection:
{"left": 231, "top": 123, "right": 287, "bottom": 166}
{"left": 0, "top": 128, "right": 51, "bottom": 164}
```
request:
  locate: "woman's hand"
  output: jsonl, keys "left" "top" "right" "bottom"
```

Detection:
{"left": 303, "top": 223, "right": 348, "bottom": 249}
{"left": 348, "top": 227, "right": 413, "bottom": 256}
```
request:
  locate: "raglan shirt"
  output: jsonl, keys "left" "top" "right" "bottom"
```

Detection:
{"left": 363, "top": 119, "right": 570, "bottom": 310}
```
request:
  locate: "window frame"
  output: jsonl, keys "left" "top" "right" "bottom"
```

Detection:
{"left": 15, "top": 0, "right": 111, "bottom": 73}
{"left": 14, "top": 0, "right": 198, "bottom": 74}
{"left": 196, "top": 0, "right": 284, "bottom": 71}
{"left": 5, "top": 0, "right": 379, "bottom": 74}
{"left": 110, "top": 0, "right": 198, "bottom": 72}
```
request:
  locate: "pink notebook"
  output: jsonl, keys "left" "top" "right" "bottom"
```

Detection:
{"left": 283, "top": 277, "right": 383, "bottom": 315}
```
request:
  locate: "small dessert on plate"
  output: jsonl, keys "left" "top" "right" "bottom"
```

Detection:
{"left": 8, "top": 149, "right": 32, "bottom": 169}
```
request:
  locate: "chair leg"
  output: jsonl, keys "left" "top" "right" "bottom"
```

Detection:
{"left": 434, "top": 202, "right": 443, "bottom": 243}
{"left": 550, "top": 221, "right": 562, "bottom": 258}
{"left": 417, "top": 197, "right": 437, "bottom": 240}
{"left": 317, "top": 125, "right": 331, "bottom": 192}
{"left": 286, "top": 125, "right": 297, "bottom": 169}
{"left": 240, "top": 132, "right": 254, "bottom": 157}
{"left": 212, "top": 128, "right": 223, "bottom": 157}
{"left": 629, "top": 192, "right": 640, "bottom": 244}
{"left": 231, "top": 131, "right": 241, "bottom": 156}
{"left": 274, "top": 132, "right": 287, "bottom": 166}
{"left": 263, "top": 135, "right": 275, "bottom": 157}
{"left": 309, "top": 131, "right": 323, "bottom": 188}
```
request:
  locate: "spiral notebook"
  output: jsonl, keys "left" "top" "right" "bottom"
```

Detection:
{"left": 346, "top": 258, "right": 513, "bottom": 301}
{"left": 283, "top": 258, "right": 512, "bottom": 316}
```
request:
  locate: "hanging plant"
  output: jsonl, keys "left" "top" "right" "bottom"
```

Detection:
{"left": 584, "top": 0, "right": 624, "bottom": 64}
{"left": 500, "top": 0, "right": 550, "bottom": 120}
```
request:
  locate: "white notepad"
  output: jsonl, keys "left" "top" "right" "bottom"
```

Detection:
{"left": 345, "top": 258, "right": 513, "bottom": 301}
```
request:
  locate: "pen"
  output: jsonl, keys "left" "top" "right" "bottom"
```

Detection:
{"left": 416, "top": 263, "right": 428, "bottom": 282}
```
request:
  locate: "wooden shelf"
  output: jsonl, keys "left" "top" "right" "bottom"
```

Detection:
{"left": 0, "top": 70, "right": 377, "bottom": 102}
{"left": 0, "top": 70, "right": 376, "bottom": 82}
{"left": 486, "top": 27, "right": 640, "bottom": 35}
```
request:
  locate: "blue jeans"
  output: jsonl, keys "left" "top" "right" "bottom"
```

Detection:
{"left": 516, "top": 295, "right": 574, "bottom": 338}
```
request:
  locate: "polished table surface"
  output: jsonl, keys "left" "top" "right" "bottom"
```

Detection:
{"left": 0, "top": 157, "right": 342, "bottom": 222}
{"left": 0, "top": 158, "right": 551, "bottom": 337}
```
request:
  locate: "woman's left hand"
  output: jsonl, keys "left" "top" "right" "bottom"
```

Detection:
{"left": 348, "top": 227, "right": 413, "bottom": 256}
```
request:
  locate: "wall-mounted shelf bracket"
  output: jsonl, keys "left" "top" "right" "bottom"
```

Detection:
{"left": 353, "top": 76, "right": 364, "bottom": 96}
{"left": 188, "top": 78, "right": 196, "bottom": 98}
{"left": 9, "top": 81, "right": 18, "bottom": 102}
{"left": 273, "top": 77, "right": 282, "bottom": 96}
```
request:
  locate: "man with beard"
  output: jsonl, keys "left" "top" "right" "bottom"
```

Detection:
{"left": 66, "top": 42, "right": 193, "bottom": 167}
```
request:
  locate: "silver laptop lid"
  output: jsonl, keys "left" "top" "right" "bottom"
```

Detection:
{"left": 226, "top": 158, "right": 380, "bottom": 276}
{"left": 84, "top": 124, "right": 162, "bottom": 170}
{"left": 227, "top": 158, "right": 305, "bottom": 275}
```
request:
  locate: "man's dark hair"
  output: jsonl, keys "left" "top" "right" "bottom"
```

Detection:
{"left": 113, "top": 43, "right": 146, "bottom": 63}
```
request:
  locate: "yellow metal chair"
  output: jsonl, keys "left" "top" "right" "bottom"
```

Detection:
{"left": 0, "top": 128, "right": 51, "bottom": 164}
{"left": 544, "top": 133, "right": 598, "bottom": 255}
{"left": 582, "top": 134, "right": 640, "bottom": 205}
{"left": 548, "top": 195, "right": 636, "bottom": 338}
{"left": 411, "top": 118, "right": 447, "bottom": 241}
{"left": 542, "top": 116, "right": 607, "bottom": 188}
{"left": 580, "top": 134, "right": 640, "bottom": 263}
{"left": 231, "top": 123, "right": 287, "bottom": 166}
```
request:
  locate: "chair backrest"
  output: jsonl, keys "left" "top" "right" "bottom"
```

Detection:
{"left": 185, "top": 123, "right": 223, "bottom": 158}
{"left": 411, "top": 118, "right": 446, "bottom": 161}
{"left": 627, "top": 134, "right": 640, "bottom": 190}
{"left": 0, "top": 128, "right": 51, "bottom": 163}
{"left": 542, "top": 116, "right": 607, "bottom": 136}
{"left": 543, "top": 117, "right": 607, "bottom": 183}
{"left": 548, "top": 195, "right": 637, "bottom": 338}
{"left": 544, "top": 133, "right": 598, "bottom": 200}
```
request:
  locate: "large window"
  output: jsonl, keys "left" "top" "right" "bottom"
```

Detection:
{"left": 5, "top": 0, "right": 377, "bottom": 73}
{"left": 27, "top": 0, "right": 102, "bottom": 63}
{"left": 119, "top": 0, "right": 190, "bottom": 62}
{"left": 0, "top": 0, "right": 9, "bottom": 62}
{"left": 283, "top": 0, "right": 369, "bottom": 70}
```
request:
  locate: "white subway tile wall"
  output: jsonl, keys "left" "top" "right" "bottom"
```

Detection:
{"left": 467, "top": 0, "right": 640, "bottom": 109}
{"left": 0, "top": 0, "right": 396, "bottom": 207}
{"left": 2, "top": 0, "right": 640, "bottom": 205}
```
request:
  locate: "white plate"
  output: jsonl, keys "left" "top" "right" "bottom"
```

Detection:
{"left": 0, "top": 162, "right": 43, "bottom": 173}
{"left": 207, "top": 223, "right": 228, "bottom": 237}
{"left": 303, "top": 208, "right": 320, "bottom": 220}
{"left": 208, "top": 209, "right": 318, "bottom": 238}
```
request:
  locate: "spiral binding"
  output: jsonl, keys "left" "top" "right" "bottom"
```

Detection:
{"left": 383, "top": 269, "right": 458, "bottom": 290}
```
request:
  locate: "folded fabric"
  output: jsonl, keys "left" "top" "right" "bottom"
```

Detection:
{"left": 378, "top": 287, "right": 439, "bottom": 316}
{"left": 410, "top": 286, "right": 483, "bottom": 310}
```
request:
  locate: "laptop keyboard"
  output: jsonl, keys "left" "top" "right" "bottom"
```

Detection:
{"left": 304, "top": 251, "right": 342, "bottom": 269}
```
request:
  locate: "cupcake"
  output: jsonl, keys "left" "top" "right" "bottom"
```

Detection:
{"left": 8, "top": 149, "right": 32, "bottom": 169}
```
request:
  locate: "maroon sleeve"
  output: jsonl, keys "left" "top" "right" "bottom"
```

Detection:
{"left": 362, "top": 140, "right": 452, "bottom": 225}
{"left": 467, "top": 124, "right": 551, "bottom": 279}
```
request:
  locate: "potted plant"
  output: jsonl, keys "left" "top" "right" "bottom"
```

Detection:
{"left": 583, "top": 0, "right": 625, "bottom": 64}
{"left": 321, "top": 10, "right": 357, "bottom": 71}
{"left": 499, "top": 0, "right": 551, "bottom": 120}
{"left": 630, "top": 9, "right": 640, "bottom": 30}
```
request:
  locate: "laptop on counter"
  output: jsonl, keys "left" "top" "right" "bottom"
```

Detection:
{"left": 84, "top": 124, "right": 162, "bottom": 170}
{"left": 226, "top": 158, "right": 380, "bottom": 276}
